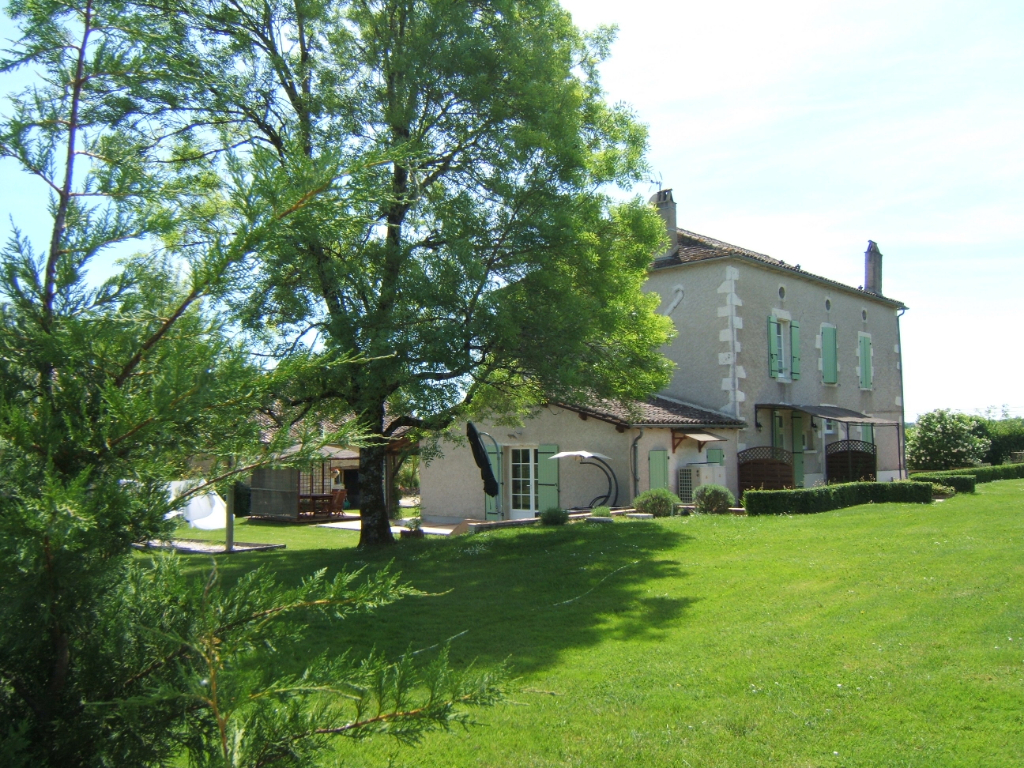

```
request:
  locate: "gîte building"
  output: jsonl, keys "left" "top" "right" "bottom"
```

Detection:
{"left": 420, "top": 189, "right": 907, "bottom": 524}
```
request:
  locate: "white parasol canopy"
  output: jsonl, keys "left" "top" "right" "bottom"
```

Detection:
{"left": 549, "top": 450, "right": 611, "bottom": 460}
{"left": 165, "top": 481, "right": 228, "bottom": 530}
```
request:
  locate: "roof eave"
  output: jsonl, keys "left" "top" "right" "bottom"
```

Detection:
{"left": 629, "top": 421, "right": 745, "bottom": 429}
{"left": 651, "top": 252, "right": 908, "bottom": 310}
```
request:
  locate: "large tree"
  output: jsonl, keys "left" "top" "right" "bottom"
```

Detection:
{"left": 134, "top": 0, "right": 675, "bottom": 546}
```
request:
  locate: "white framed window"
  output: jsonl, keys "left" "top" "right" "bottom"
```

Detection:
{"left": 824, "top": 419, "right": 836, "bottom": 435}
{"left": 768, "top": 315, "right": 801, "bottom": 380}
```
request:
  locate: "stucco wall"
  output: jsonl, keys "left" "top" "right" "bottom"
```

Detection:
{"left": 646, "top": 257, "right": 905, "bottom": 478}
{"left": 420, "top": 406, "right": 742, "bottom": 523}
{"left": 421, "top": 407, "right": 633, "bottom": 524}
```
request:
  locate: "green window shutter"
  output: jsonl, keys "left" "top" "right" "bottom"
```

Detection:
{"left": 859, "top": 335, "right": 872, "bottom": 388}
{"left": 767, "top": 317, "right": 780, "bottom": 378}
{"left": 706, "top": 448, "right": 724, "bottom": 466}
{"left": 484, "top": 443, "right": 502, "bottom": 520}
{"left": 537, "top": 444, "right": 559, "bottom": 512}
{"left": 822, "top": 326, "right": 838, "bottom": 384}
{"left": 790, "top": 321, "right": 801, "bottom": 380}
{"left": 862, "top": 424, "right": 874, "bottom": 445}
{"left": 649, "top": 449, "right": 669, "bottom": 490}
{"left": 791, "top": 414, "right": 804, "bottom": 486}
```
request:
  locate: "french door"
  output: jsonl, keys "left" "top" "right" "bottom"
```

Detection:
{"left": 510, "top": 447, "right": 538, "bottom": 519}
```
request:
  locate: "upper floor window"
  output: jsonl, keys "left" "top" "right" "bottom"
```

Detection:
{"left": 768, "top": 316, "right": 800, "bottom": 380}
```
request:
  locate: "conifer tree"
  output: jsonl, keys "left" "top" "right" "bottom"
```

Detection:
{"left": 0, "top": 2, "right": 503, "bottom": 764}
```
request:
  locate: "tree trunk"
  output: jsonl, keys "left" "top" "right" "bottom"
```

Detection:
{"left": 358, "top": 407, "right": 395, "bottom": 547}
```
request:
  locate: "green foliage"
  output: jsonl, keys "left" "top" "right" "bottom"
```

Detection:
{"left": 0, "top": 2, "right": 503, "bottom": 763}
{"left": 910, "top": 463, "right": 1024, "bottom": 486}
{"left": 591, "top": 505, "right": 612, "bottom": 517}
{"left": 906, "top": 409, "right": 990, "bottom": 470}
{"left": 633, "top": 488, "right": 681, "bottom": 517}
{"left": 692, "top": 484, "right": 735, "bottom": 515}
{"left": 540, "top": 507, "right": 569, "bottom": 526}
{"left": 910, "top": 474, "right": 977, "bottom": 494}
{"left": 743, "top": 482, "right": 932, "bottom": 515}
{"left": 396, "top": 453, "right": 421, "bottom": 490}
{"left": 118, "top": 0, "right": 675, "bottom": 545}
{"left": 973, "top": 410, "right": 1024, "bottom": 465}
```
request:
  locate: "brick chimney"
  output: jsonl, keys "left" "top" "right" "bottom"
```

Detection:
{"left": 649, "top": 188, "right": 678, "bottom": 259}
{"left": 864, "top": 240, "right": 883, "bottom": 295}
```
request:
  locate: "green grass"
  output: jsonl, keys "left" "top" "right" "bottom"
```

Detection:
{"left": 167, "top": 481, "right": 1024, "bottom": 767}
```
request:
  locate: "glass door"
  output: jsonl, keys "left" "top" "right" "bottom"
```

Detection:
{"left": 510, "top": 448, "right": 538, "bottom": 519}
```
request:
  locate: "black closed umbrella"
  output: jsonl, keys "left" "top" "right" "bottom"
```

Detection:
{"left": 467, "top": 422, "right": 499, "bottom": 497}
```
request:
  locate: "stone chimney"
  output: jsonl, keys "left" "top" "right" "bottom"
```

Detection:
{"left": 864, "top": 240, "right": 883, "bottom": 295}
{"left": 649, "top": 188, "right": 678, "bottom": 259}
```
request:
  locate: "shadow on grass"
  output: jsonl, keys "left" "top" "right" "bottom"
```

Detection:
{"left": 174, "top": 520, "right": 694, "bottom": 677}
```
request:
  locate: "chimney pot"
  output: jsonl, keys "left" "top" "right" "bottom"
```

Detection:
{"left": 864, "top": 240, "right": 883, "bottom": 295}
{"left": 648, "top": 188, "right": 677, "bottom": 259}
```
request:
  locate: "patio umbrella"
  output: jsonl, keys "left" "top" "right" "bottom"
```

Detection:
{"left": 548, "top": 450, "right": 618, "bottom": 507}
{"left": 466, "top": 422, "right": 499, "bottom": 497}
{"left": 165, "top": 481, "right": 228, "bottom": 530}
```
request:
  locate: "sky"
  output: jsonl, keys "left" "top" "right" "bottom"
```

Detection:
{"left": 2, "top": 1, "right": 1022, "bottom": 420}
{"left": 560, "top": 0, "right": 1024, "bottom": 420}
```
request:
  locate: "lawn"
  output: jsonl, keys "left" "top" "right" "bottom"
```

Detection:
{"left": 172, "top": 481, "right": 1024, "bottom": 767}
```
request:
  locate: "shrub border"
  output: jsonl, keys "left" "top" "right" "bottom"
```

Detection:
{"left": 743, "top": 481, "right": 932, "bottom": 516}
{"left": 911, "top": 463, "right": 1024, "bottom": 484}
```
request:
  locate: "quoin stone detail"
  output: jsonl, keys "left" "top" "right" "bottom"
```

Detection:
{"left": 718, "top": 265, "right": 745, "bottom": 417}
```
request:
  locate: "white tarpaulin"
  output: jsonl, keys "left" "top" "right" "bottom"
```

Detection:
{"left": 166, "top": 481, "right": 228, "bottom": 530}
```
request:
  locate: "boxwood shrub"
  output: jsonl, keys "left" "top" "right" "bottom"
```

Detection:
{"left": 743, "top": 481, "right": 932, "bottom": 516}
{"left": 923, "top": 464, "right": 1024, "bottom": 483}
{"left": 910, "top": 473, "right": 976, "bottom": 494}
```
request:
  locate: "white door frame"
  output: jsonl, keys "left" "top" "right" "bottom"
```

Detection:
{"left": 509, "top": 446, "right": 539, "bottom": 519}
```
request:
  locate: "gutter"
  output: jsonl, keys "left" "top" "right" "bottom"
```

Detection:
{"left": 896, "top": 306, "right": 909, "bottom": 479}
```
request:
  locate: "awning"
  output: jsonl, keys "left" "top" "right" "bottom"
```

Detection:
{"left": 678, "top": 431, "right": 726, "bottom": 442}
{"left": 755, "top": 404, "right": 898, "bottom": 426}
{"left": 671, "top": 429, "right": 727, "bottom": 452}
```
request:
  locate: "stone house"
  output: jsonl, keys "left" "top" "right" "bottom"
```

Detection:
{"left": 420, "top": 190, "right": 908, "bottom": 523}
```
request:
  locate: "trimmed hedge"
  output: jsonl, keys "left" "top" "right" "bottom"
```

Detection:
{"left": 910, "top": 474, "right": 976, "bottom": 494}
{"left": 925, "top": 464, "right": 1024, "bottom": 483}
{"left": 744, "top": 481, "right": 932, "bottom": 516}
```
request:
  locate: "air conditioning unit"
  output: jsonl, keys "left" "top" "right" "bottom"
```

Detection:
{"left": 677, "top": 464, "right": 727, "bottom": 503}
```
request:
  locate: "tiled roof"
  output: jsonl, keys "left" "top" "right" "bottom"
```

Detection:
{"left": 653, "top": 228, "right": 906, "bottom": 308}
{"left": 561, "top": 396, "right": 744, "bottom": 428}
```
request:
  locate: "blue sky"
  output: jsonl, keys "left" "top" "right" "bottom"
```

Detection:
{"left": 2, "top": 1, "right": 1022, "bottom": 420}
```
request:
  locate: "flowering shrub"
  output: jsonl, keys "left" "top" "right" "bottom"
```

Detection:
{"left": 906, "top": 409, "right": 990, "bottom": 470}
